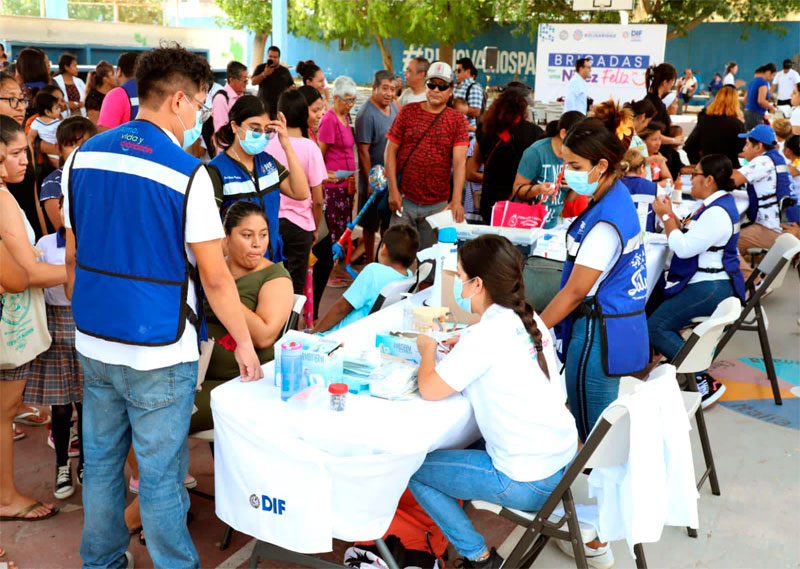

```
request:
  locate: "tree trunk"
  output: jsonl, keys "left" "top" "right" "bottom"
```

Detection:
{"left": 374, "top": 34, "right": 394, "bottom": 72}
{"left": 439, "top": 43, "right": 454, "bottom": 66}
{"left": 251, "top": 33, "right": 268, "bottom": 70}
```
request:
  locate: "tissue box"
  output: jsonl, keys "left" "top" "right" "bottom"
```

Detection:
{"left": 376, "top": 331, "right": 422, "bottom": 364}
{"left": 274, "top": 330, "right": 344, "bottom": 387}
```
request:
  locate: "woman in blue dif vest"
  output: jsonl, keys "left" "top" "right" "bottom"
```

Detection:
{"left": 208, "top": 94, "right": 309, "bottom": 263}
{"left": 648, "top": 154, "right": 745, "bottom": 409}
{"left": 541, "top": 101, "right": 649, "bottom": 442}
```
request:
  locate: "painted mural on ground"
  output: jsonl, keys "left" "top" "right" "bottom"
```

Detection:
{"left": 710, "top": 358, "right": 799, "bottom": 430}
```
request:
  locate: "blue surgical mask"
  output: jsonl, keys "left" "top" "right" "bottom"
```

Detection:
{"left": 238, "top": 128, "right": 268, "bottom": 155}
{"left": 453, "top": 276, "right": 476, "bottom": 312}
{"left": 563, "top": 164, "right": 600, "bottom": 196}
{"left": 177, "top": 109, "right": 203, "bottom": 149}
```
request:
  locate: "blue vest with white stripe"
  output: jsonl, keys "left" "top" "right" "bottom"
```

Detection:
{"left": 121, "top": 79, "right": 138, "bottom": 120}
{"left": 555, "top": 180, "right": 649, "bottom": 376}
{"left": 208, "top": 151, "right": 284, "bottom": 262}
{"left": 621, "top": 175, "right": 658, "bottom": 233}
{"left": 745, "top": 148, "right": 797, "bottom": 224}
{"left": 663, "top": 193, "right": 746, "bottom": 303}
{"left": 68, "top": 120, "right": 203, "bottom": 346}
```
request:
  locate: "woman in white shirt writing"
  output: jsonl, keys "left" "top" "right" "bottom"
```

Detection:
{"left": 649, "top": 154, "right": 745, "bottom": 408}
{"left": 409, "top": 235, "right": 578, "bottom": 569}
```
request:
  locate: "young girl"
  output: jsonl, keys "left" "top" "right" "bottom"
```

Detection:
{"left": 24, "top": 196, "right": 84, "bottom": 498}
{"left": 27, "top": 92, "right": 62, "bottom": 168}
{"left": 640, "top": 121, "right": 673, "bottom": 185}
{"left": 540, "top": 102, "right": 649, "bottom": 442}
{"left": 619, "top": 148, "right": 658, "bottom": 232}
{"left": 410, "top": 234, "right": 578, "bottom": 569}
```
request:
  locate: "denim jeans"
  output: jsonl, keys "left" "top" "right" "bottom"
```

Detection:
{"left": 408, "top": 450, "right": 565, "bottom": 561}
{"left": 566, "top": 316, "right": 620, "bottom": 442}
{"left": 78, "top": 355, "right": 199, "bottom": 569}
{"left": 648, "top": 279, "right": 735, "bottom": 362}
{"left": 390, "top": 197, "right": 447, "bottom": 250}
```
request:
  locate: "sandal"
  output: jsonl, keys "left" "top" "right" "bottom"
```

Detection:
{"left": 12, "top": 423, "right": 25, "bottom": 442}
{"left": 0, "top": 501, "right": 59, "bottom": 522}
{"left": 14, "top": 406, "right": 51, "bottom": 427}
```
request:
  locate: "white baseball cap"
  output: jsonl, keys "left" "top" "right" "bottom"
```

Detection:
{"left": 426, "top": 61, "right": 454, "bottom": 84}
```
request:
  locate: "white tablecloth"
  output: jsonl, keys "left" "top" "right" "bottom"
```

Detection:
{"left": 211, "top": 290, "right": 479, "bottom": 553}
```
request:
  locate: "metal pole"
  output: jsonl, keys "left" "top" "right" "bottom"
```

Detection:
{"left": 272, "top": 0, "right": 287, "bottom": 55}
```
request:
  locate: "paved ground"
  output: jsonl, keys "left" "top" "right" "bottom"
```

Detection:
{"left": 2, "top": 267, "right": 798, "bottom": 569}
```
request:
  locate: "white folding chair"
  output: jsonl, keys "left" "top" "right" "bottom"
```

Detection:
{"left": 369, "top": 263, "right": 433, "bottom": 314}
{"left": 714, "top": 233, "right": 800, "bottom": 405}
{"left": 471, "top": 404, "right": 649, "bottom": 569}
{"left": 280, "top": 293, "right": 307, "bottom": 336}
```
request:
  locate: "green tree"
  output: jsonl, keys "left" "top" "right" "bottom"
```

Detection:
{"left": 494, "top": 0, "right": 800, "bottom": 41}
{"left": 214, "top": 0, "right": 271, "bottom": 69}
{"left": 1, "top": 0, "right": 40, "bottom": 16}
{"left": 290, "top": 0, "right": 495, "bottom": 72}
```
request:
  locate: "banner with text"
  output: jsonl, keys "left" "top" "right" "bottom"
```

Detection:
{"left": 534, "top": 24, "right": 667, "bottom": 104}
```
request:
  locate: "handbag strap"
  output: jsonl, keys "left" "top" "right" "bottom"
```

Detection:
{"left": 398, "top": 108, "right": 445, "bottom": 179}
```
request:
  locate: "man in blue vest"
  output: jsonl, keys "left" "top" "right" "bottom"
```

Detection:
{"left": 64, "top": 45, "right": 263, "bottom": 569}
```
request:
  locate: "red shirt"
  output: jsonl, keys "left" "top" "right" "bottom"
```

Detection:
{"left": 387, "top": 103, "right": 469, "bottom": 204}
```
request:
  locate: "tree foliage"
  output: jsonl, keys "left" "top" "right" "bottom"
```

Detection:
{"left": 213, "top": 0, "right": 271, "bottom": 35}
{"left": 493, "top": 0, "right": 800, "bottom": 41}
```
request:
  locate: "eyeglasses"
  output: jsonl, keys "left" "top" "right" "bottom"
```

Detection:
{"left": 0, "top": 96, "right": 30, "bottom": 109}
{"left": 340, "top": 97, "right": 356, "bottom": 106}
{"left": 691, "top": 171, "right": 704, "bottom": 178}
{"left": 426, "top": 81, "right": 452, "bottom": 91}
{"left": 238, "top": 125, "right": 274, "bottom": 136}
{"left": 184, "top": 94, "right": 212, "bottom": 122}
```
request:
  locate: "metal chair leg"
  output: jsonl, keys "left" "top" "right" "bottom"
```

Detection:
{"left": 754, "top": 303, "right": 782, "bottom": 405}
{"left": 685, "top": 374, "right": 721, "bottom": 496}
{"left": 633, "top": 543, "right": 648, "bottom": 569}
{"left": 219, "top": 524, "right": 233, "bottom": 551}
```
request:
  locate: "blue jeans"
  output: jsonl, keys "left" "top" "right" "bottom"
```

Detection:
{"left": 648, "top": 279, "right": 735, "bottom": 362}
{"left": 79, "top": 355, "right": 199, "bottom": 569}
{"left": 566, "top": 316, "right": 620, "bottom": 442}
{"left": 408, "top": 450, "right": 565, "bottom": 561}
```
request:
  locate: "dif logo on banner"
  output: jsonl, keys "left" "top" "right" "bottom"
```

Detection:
{"left": 250, "top": 493, "right": 287, "bottom": 515}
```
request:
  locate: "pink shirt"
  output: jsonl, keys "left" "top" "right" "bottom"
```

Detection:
{"left": 268, "top": 136, "right": 327, "bottom": 232}
{"left": 97, "top": 86, "right": 131, "bottom": 129}
{"left": 317, "top": 110, "right": 356, "bottom": 188}
{"left": 212, "top": 83, "right": 241, "bottom": 134}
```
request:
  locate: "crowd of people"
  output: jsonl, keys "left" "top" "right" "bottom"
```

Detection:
{"left": 1, "top": 41, "right": 799, "bottom": 569}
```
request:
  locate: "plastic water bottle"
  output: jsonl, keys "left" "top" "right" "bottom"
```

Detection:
{"left": 280, "top": 341, "right": 304, "bottom": 401}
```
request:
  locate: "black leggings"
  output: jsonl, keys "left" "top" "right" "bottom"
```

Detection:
{"left": 51, "top": 402, "right": 83, "bottom": 467}
{"left": 312, "top": 232, "right": 334, "bottom": 318}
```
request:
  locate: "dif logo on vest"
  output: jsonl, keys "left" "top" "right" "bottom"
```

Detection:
{"left": 120, "top": 130, "right": 153, "bottom": 154}
{"left": 249, "top": 493, "right": 286, "bottom": 515}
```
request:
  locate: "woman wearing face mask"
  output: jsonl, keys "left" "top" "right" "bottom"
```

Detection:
{"left": 648, "top": 154, "right": 744, "bottom": 408}
{"left": 208, "top": 94, "right": 310, "bottom": 263}
{"left": 410, "top": 234, "right": 578, "bottom": 569}
{"left": 540, "top": 101, "right": 649, "bottom": 443}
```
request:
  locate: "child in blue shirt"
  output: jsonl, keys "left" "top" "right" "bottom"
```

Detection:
{"left": 312, "top": 225, "right": 419, "bottom": 334}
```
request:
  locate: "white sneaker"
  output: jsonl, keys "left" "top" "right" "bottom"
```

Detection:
{"left": 54, "top": 461, "right": 75, "bottom": 500}
{"left": 555, "top": 538, "right": 615, "bottom": 569}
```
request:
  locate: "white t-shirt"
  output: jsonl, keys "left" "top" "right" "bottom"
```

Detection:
{"left": 35, "top": 233, "right": 70, "bottom": 306}
{"left": 738, "top": 154, "right": 781, "bottom": 232}
{"left": 774, "top": 69, "right": 800, "bottom": 101}
{"left": 62, "top": 129, "right": 225, "bottom": 371}
{"left": 790, "top": 107, "right": 800, "bottom": 128}
{"left": 573, "top": 222, "right": 623, "bottom": 296}
{"left": 32, "top": 117, "right": 61, "bottom": 145}
{"left": 723, "top": 73, "right": 735, "bottom": 87}
{"left": 399, "top": 88, "right": 427, "bottom": 106}
{"left": 435, "top": 304, "right": 578, "bottom": 482}
{"left": 667, "top": 191, "right": 734, "bottom": 286}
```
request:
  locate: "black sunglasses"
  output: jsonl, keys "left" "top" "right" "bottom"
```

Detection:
{"left": 426, "top": 81, "right": 452, "bottom": 91}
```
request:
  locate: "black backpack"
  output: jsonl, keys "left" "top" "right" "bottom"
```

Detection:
{"left": 200, "top": 90, "right": 229, "bottom": 158}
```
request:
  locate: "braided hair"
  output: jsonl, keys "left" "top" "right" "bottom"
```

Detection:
{"left": 458, "top": 234, "right": 550, "bottom": 380}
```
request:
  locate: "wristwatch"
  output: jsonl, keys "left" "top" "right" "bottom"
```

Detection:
{"left": 661, "top": 213, "right": 674, "bottom": 222}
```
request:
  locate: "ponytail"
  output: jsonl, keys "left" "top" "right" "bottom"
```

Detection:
{"left": 458, "top": 234, "right": 550, "bottom": 381}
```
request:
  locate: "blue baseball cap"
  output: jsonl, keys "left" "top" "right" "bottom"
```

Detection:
{"left": 738, "top": 124, "right": 776, "bottom": 147}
